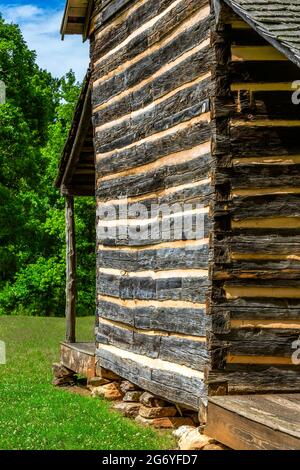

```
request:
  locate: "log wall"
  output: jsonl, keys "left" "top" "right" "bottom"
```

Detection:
{"left": 208, "top": 4, "right": 300, "bottom": 394}
{"left": 92, "top": 0, "right": 213, "bottom": 409}
{"left": 90, "top": 0, "right": 300, "bottom": 405}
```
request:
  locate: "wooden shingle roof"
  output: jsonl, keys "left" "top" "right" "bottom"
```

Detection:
{"left": 224, "top": 0, "right": 300, "bottom": 67}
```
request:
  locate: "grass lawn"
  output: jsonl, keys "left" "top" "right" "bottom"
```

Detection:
{"left": 0, "top": 316, "right": 175, "bottom": 450}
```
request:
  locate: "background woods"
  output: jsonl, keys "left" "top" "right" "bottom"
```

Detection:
{"left": 0, "top": 16, "right": 95, "bottom": 317}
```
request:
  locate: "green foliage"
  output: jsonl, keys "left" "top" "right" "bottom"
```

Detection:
{"left": 0, "top": 316, "right": 175, "bottom": 450}
{"left": 0, "top": 16, "right": 95, "bottom": 317}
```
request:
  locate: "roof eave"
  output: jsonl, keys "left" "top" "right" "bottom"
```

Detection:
{"left": 223, "top": 0, "right": 300, "bottom": 68}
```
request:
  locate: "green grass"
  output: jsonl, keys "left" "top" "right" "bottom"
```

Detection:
{"left": 0, "top": 316, "right": 175, "bottom": 450}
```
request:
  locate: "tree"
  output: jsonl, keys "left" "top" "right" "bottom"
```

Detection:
{"left": 0, "top": 16, "right": 95, "bottom": 317}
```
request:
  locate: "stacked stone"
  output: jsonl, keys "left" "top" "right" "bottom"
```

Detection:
{"left": 89, "top": 368, "right": 124, "bottom": 401}
{"left": 173, "top": 426, "right": 229, "bottom": 450}
{"left": 135, "top": 393, "right": 194, "bottom": 429}
{"left": 52, "top": 363, "right": 76, "bottom": 386}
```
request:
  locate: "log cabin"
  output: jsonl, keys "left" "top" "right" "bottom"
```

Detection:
{"left": 55, "top": 0, "right": 300, "bottom": 449}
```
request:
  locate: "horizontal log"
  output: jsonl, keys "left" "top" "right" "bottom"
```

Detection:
{"left": 97, "top": 140, "right": 210, "bottom": 183}
{"left": 97, "top": 213, "right": 211, "bottom": 246}
{"left": 97, "top": 270, "right": 209, "bottom": 302}
{"left": 96, "top": 344, "right": 206, "bottom": 409}
{"left": 97, "top": 296, "right": 207, "bottom": 336}
{"left": 96, "top": 151, "right": 211, "bottom": 200}
{"left": 93, "top": 46, "right": 212, "bottom": 124}
{"left": 230, "top": 127, "right": 300, "bottom": 158}
{"left": 210, "top": 297, "right": 300, "bottom": 318}
{"left": 217, "top": 234, "right": 300, "bottom": 255}
{"left": 229, "top": 61, "right": 300, "bottom": 84}
{"left": 217, "top": 165, "right": 300, "bottom": 188}
{"left": 93, "top": 4, "right": 211, "bottom": 88}
{"left": 97, "top": 320, "right": 207, "bottom": 370}
{"left": 97, "top": 180, "right": 212, "bottom": 220}
{"left": 208, "top": 366, "right": 300, "bottom": 394}
{"left": 94, "top": 83, "right": 211, "bottom": 153}
{"left": 229, "top": 194, "right": 300, "bottom": 220}
{"left": 97, "top": 242, "right": 209, "bottom": 271}
{"left": 223, "top": 329, "right": 300, "bottom": 357}
{"left": 93, "top": 0, "right": 176, "bottom": 59}
{"left": 95, "top": 115, "right": 211, "bottom": 175}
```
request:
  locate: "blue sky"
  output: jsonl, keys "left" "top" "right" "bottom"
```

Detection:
{"left": 0, "top": 1, "right": 89, "bottom": 80}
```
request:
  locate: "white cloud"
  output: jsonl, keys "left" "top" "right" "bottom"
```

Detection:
{"left": 0, "top": 4, "right": 89, "bottom": 81}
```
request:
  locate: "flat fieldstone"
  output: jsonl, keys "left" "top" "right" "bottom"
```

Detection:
{"left": 139, "top": 405, "right": 178, "bottom": 419}
{"left": 178, "top": 429, "right": 214, "bottom": 451}
{"left": 135, "top": 415, "right": 194, "bottom": 429}
{"left": 52, "top": 376, "right": 75, "bottom": 387}
{"left": 113, "top": 402, "right": 141, "bottom": 418}
{"left": 120, "top": 381, "right": 138, "bottom": 394}
{"left": 52, "top": 363, "right": 74, "bottom": 379}
{"left": 92, "top": 382, "right": 123, "bottom": 401}
{"left": 87, "top": 377, "right": 111, "bottom": 387}
{"left": 123, "top": 391, "right": 143, "bottom": 403}
{"left": 173, "top": 426, "right": 196, "bottom": 439}
{"left": 139, "top": 392, "right": 167, "bottom": 408}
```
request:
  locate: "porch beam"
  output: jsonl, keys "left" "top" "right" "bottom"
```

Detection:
{"left": 65, "top": 195, "right": 76, "bottom": 343}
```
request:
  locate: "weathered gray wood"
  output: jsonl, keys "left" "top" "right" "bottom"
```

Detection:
{"left": 97, "top": 244, "right": 209, "bottom": 271}
{"left": 97, "top": 322, "right": 208, "bottom": 370}
{"left": 95, "top": 120, "right": 211, "bottom": 175}
{"left": 93, "top": 0, "right": 175, "bottom": 59}
{"left": 96, "top": 152, "right": 211, "bottom": 199}
{"left": 97, "top": 299, "right": 207, "bottom": 336}
{"left": 97, "top": 272, "right": 209, "bottom": 302}
{"left": 96, "top": 346, "right": 206, "bottom": 409}
{"left": 94, "top": 52, "right": 212, "bottom": 130}
{"left": 205, "top": 398, "right": 300, "bottom": 450}
{"left": 93, "top": 2, "right": 211, "bottom": 87}
{"left": 208, "top": 367, "right": 300, "bottom": 394}
{"left": 94, "top": 89, "right": 210, "bottom": 153}
{"left": 65, "top": 196, "right": 76, "bottom": 343}
{"left": 98, "top": 213, "right": 211, "bottom": 246}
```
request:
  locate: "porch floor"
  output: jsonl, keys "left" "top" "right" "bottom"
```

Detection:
{"left": 205, "top": 394, "right": 300, "bottom": 450}
{"left": 60, "top": 342, "right": 96, "bottom": 378}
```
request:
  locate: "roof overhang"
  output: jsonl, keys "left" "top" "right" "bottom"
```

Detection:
{"left": 55, "top": 71, "right": 95, "bottom": 197}
{"left": 61, "top": 0, "right": 93, "bottom": 40}
{"left": 222, "top": 0, "right": 300, "bottom": 68}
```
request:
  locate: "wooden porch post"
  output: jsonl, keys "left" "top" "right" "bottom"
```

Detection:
{"left": 65, "top": 195, "right": 76, "bottom": 343}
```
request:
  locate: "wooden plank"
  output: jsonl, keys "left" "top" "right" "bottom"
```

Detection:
{"left": 205, "top": 401, "right": 300, "bottom": 450}
{"left": 60, "top": 342, "right": 95, "bottom": 378}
